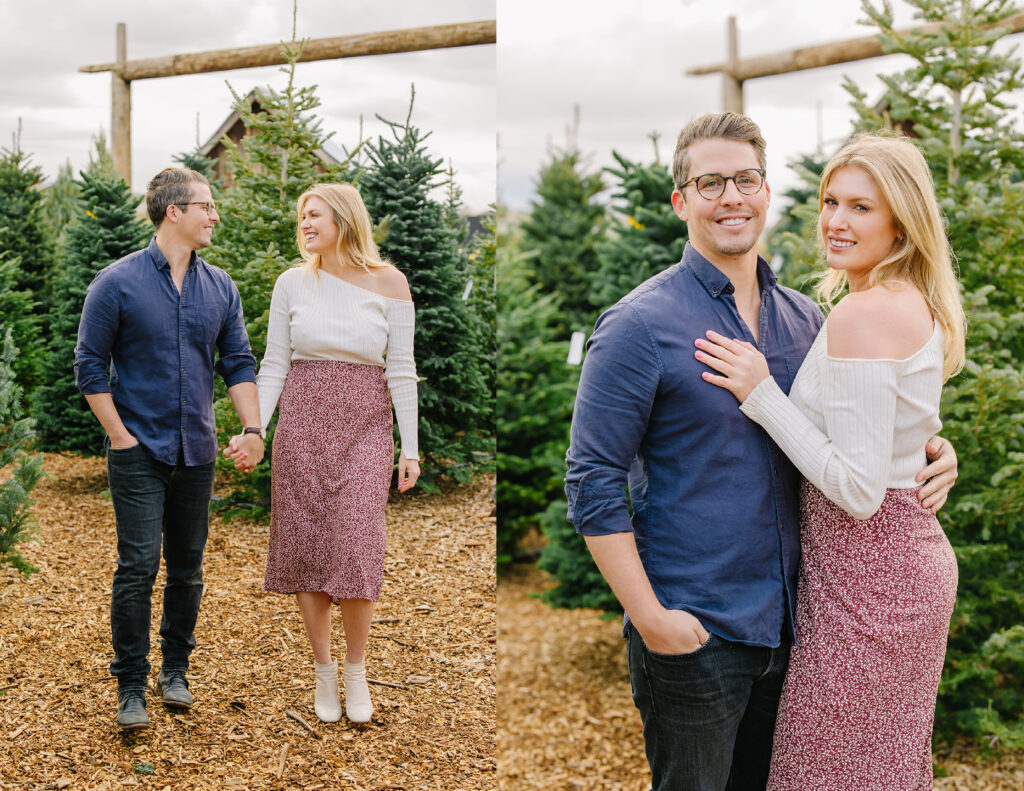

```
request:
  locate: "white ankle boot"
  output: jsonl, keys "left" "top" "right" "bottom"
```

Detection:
{"left": 313, "top": 659, "right": 341, "bottom": 723}
{"left": 343, "top": 659, "right": 373, "bottom": 723}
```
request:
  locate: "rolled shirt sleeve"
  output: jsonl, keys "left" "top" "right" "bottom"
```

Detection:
{"left": 565, "top": 302, "right": 661, "bottom": 536}
{"left": 74, "top": 268, "right": 121, "bottom": 395}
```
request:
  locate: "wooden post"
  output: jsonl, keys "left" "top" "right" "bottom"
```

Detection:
{"left": 723, "top": 16, "right": 743, "bottom": 113}
{"left": 111, "top": 23, "right": 131, "bottom": 186}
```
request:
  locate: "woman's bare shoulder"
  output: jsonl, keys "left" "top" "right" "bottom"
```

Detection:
{"left": 372, "top": 265, "right": 412, "bottom": 302}
{"left": 826, "top": 284, "right": 933, "bottom": 360}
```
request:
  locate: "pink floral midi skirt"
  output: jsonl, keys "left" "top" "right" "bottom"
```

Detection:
{"left": 264, "top": 360, "right": 394, "bottom": 602}
{"left": 767, "top": 481, "right": 958, "bottom": 791}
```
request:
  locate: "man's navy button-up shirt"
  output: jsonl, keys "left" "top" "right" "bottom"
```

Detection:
{"left": 75, "top": 237, "right": 257, "bottom": 467}
{"left": 565, "top": 243, "right": 824, "bottom": 646}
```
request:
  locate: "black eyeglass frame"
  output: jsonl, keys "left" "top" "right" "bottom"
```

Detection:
{"left": 176, "top": 201, "right": 218, "bottom": 214}
{"left": 680, "top": 168, "right": 767, "bottom": 200}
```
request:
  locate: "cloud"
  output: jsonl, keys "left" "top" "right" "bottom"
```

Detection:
{"left": 0, "top": 0, "right": 495, "bottom": 211}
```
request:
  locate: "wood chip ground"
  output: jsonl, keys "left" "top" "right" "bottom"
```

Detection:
{"left": 497, "top": 563, "right": 1024, "bottom": 791}
{"left": 0, "top": 453, "right": 495, "bottom": 790}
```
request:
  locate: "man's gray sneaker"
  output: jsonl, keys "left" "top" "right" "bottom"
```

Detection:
{"left": 157, "top": 670, "right": 193, "bottom": 709}
{"left": 116, "top": 689, "right": 150, "bottom": 729}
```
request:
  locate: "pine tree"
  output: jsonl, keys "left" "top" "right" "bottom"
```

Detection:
{"left": 0, "top": 328, "right": 44, "bottom": 575}
{"left": 766, "top": 152, "right": 827, "bottom": 293}
{"left": 496, "top": 231, "right": 579, "bottom": 568}
{"left": 31, "top": 168, "right": 151, "bottom": 453}
{"left": 591, "top": 141, "right": 689, "bottom": 311}
{"left": 173, "top": 148, "right": 223, "bottom": 191}
{"left": 204, "top": 40, "right": 355, "bottom": 513}
{"left": 207, "top": 55, "right": 352, "bottom": 362}
{"left": 518, "top": 147, "right": 607, "bottom": 336}
{"left": 467, "top": 211, "right": 497, "bottom": 441}
{"left": 0, "top": 134, "right": 58, "bottom": 394}
{"left": 0, "top": 254, "right": 37, "bottom": 400}
{"left": 533, "top": 142, "right": 690, "bottom": 606}
{"left": 42, "top": 160, "right": 81, "bottom": 246}
{"left": 360, "top": 95, "right": 493, "bottom": 486}
{"left": 773, "top": 0, "right": 1024, "bottom": 746}
{"left": 0, "top": 135, "right": 59, "bottom": 302}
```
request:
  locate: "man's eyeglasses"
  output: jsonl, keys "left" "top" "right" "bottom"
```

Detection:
{"left": 178, "top": 201, "right": 218, "bottom": 215}
{"left": 680, "top": 169, "right": 766, "bottom": 200}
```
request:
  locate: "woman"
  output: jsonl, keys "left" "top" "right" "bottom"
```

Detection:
{"left": 251, "top": 183, "right": 419, "bottom": 724}
{"left": 694, "top": 134, "right": 965, "bottom": 789}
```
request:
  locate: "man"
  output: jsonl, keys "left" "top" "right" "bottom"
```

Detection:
{"left": 564, "top": 113, "right": 958, "bottom": 790}
{"left": 75, "top": 168, "right": 266, "bottom": 730}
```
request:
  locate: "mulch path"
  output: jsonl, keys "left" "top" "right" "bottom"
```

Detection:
{"left": 0, "top": 453, "right": 495, "bottom": 790}
{"left": 497, "top": 563, "right": 1024, "bottom": 791}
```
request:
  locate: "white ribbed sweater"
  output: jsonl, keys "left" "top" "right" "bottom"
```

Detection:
{"left": 256, "top": 267, "right": 420, "bottom": 460}
{"left": 740, "top": 320, "right": 943, "bottom": 520}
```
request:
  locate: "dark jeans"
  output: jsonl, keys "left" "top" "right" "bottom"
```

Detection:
{"left": 627, "top": 622, "right": 790, "bottom": 791}
{"left": 106, "top": 444, "right": 215, "bottom": 691}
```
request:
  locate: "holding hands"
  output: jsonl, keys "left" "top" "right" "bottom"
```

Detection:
{"left": 695, "top": 329, "right": 771, "bottom": 402}
{"left": 223, "top": 431, "right": 265, "bottom": 473}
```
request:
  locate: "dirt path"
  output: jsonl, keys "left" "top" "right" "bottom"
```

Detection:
{"left": 0, "top": 453, "right": 496, "bottom": 790}
{"left": 497, "top": 563, "right": 1024, "bottom": 791}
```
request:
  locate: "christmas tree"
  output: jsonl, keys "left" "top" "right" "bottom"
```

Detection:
{"left": 532, "top": 142, "right": 690, "bottom": 606}
{"left": 467, "top": 211, "right": 497, "bottom": 441}
{"left": 0, "top": 328, "right": 44, "bottom": 575}
{"left": 360, "top": 94, "right": 493, "bottom": 486}
{"left": 204, "top": 39, "right": 355, "bottom": 513}
{"left": 0, "top": 254, "right": 37, "bottom": 405}
{"left": 496, "top": 231, "right": 580, "bottom": 569}
{"left": 42, "top": 160, "right": 81, "bottom": 246}
{"left": 173, "top": 148, "right": 220, "bottom": 186}
{"left": 32, "top": 167, "right": 151, "bottom": 453}
{"left": 0, "top": 133, "right": 58, "bottom": 394}
{"left": 591, "top": 141, "right": 689, "bottom": 311}
{"left": 518, "top": 147, "right": 607, "bottom": 337}
{"left": 0, "top": 132, "right": 59, "bottom": 302}
{"left": 764, "top": 151, "right": 827, "bottom": 292}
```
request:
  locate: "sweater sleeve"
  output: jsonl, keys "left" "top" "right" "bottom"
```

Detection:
{"left": 384, "top": 299, "right": 419, "bottom": 460}
{"left": 739, "top": 357, "right": 900, "bottom": 520}
{"left": 256, "top": 275, "right": 293, "bottom": 432}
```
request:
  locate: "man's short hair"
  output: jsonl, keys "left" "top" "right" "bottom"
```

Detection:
{"left": 146, "top": 168, "right": 210, "bottom": 227}
{"left": 672, "top": 113, "right": 767, "bottom": 191}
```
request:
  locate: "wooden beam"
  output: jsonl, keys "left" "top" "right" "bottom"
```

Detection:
{"left": 722, "top": 16, "right": 742, "bottom": 113}
{"left": 687, "top": 11, "right": 1024, "bottom": 82}
{"left": 81, "top": 20, "right": 496, "bottom": 81}
{"left": 111, "top": 22, "right": 131, "bottom": 186}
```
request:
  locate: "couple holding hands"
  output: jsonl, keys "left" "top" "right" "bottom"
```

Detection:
{"left": 74, "top": 168, "right": 418, "bottom": 730}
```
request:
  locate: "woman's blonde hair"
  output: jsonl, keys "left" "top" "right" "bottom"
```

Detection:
{"left": 815, "top": 133, "right": 966, "bottom": 380}
{"left": 296, "top": 183, "right": 390, "bottom": 275}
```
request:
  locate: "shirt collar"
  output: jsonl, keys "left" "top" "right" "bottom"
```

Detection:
{"left": 682, "top": 241, "right": 778, "bottom": 299}
{"left": 146, "top": 236, "right": 199, "bottom": 271}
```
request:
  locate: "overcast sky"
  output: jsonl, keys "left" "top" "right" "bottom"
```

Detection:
{"left": 0, "top": 0, "right": 495, "bottom": 212}
{"left": 498, "top": 0, "right": 1024, "bottom": 222}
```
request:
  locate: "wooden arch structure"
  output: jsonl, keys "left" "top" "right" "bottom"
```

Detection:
{"left": 688, "top": 12, "right": 1024, "bottom": 113}
{"left": 80, "top": 20, "right": 497, "bottom": 187}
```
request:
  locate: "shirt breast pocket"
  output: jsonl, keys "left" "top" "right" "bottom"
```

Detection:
{"left": 185, "top": 305, "right": 223, "bottom": 347}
